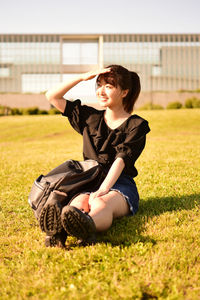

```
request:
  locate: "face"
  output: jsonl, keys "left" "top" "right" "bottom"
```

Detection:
{"left": 96, "top": 79, "right": 128, "bottom": 109}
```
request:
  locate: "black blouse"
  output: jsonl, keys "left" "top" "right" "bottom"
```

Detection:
{"left": 62, "top": 100, "right": 150, "bottom": 178}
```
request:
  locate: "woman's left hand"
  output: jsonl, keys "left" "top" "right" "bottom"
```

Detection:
{"left": 89, "top": 188, "right": 110, "bottom": 202}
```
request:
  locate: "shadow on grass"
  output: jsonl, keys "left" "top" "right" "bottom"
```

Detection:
{"left": 93, "top": 193, "right": 200, "bottom": 247}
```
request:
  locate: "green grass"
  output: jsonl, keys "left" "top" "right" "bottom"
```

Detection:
{"left": 0, "top": 109, "right": 200, "bottom": 300}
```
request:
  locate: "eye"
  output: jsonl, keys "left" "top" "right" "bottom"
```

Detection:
{"left": 106, "top": 84, "right": 112, "bottom": 89}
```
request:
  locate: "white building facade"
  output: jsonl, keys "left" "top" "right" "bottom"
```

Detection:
{"left": 0, "top": 34, "right": 200, "bottom": 100}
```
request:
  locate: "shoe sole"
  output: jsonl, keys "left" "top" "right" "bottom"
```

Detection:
{"left": 61, "top": 206, "right": 96, "bottom": 240}
{"left": 39, "top": 204, "right": 63, "bottom": 236}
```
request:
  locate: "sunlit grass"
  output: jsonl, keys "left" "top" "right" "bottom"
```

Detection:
{"left": 0, "top": 109, "right": 200, "bottom": 299}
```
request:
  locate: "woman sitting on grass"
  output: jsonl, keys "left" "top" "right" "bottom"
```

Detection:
{"left": 42, "top": 65, "right": 150, "bottom": 247}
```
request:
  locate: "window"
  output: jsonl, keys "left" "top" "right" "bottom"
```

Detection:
{"left": 152, "top": 65, "right": 161, "bottom": 77}
{"left": 0, "top": 42, "right": 60, "bottom": 64}
{"left": 0, "top": 67, "right": 10, "bottom": 77}
{"left": 62, "top": 40, "right": 98, "bottom": 65}
{"left": 22, "top": 74, "right": 60, "bottom": 93}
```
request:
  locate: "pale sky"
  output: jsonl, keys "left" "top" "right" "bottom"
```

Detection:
{"left": 0, "top": 0, "right": 200, "bottom": 34}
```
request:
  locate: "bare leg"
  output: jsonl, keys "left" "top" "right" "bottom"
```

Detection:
{"left": 69, "top": 194, "right": 90, "bottom": 212}
{"left": 89, "top": 191, "right": 130, "bottom": 231}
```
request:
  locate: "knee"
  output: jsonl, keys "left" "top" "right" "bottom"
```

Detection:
{"left": 70, "top": 194, "right": 90, "bottom": 212}
{"left": 89, "top": 196, "right": 108, "bottom": 210}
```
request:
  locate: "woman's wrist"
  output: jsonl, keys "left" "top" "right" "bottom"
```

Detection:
{"left": 99, "top": 183, "right": 110, "bottom": 192}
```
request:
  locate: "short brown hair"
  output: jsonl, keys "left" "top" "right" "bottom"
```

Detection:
{"left": 96, "top": 65, "right": 141, "bottom": 113}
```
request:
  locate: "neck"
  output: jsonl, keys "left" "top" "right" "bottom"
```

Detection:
{"left": 105, "top": 107, "right": 130, "bottom": 121}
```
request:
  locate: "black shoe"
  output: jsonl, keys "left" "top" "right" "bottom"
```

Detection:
{"left": 45, "top": 229, "right": 68, "bottom": 248}
{"left": 39, "top": 190, "right": 67, "bottom": 236}
{"left": 61, "top": 206, "right": 96, "bottom": 241}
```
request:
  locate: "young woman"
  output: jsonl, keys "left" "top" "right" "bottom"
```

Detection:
{"left": 44, "top": 65, "right": 150, "bottom": 247}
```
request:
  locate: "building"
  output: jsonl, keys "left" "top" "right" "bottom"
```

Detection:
{"left": 0, "top": 33, "right": 200, "bottom": 103}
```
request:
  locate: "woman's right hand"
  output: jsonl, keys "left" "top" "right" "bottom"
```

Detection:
{"left": 81, "top": 68, "right": 111, "bottom": 81}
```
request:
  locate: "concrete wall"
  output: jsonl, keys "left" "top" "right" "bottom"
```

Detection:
{"left": 0, "top": 94, "right": 51, "bottom": 110}
{"left": 0, "top": 92, "right": 200, "bottom": 110}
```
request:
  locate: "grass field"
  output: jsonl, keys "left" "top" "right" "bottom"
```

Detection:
{"left": 0, "top": 109, "right": 200, "bottom": 300}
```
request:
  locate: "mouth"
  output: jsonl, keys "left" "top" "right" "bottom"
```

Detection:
{"left": 98, "top": 97, "right": 108, "bottom": 106}
{"left": 99, "top": 97, "right": 108, "bottom": 101}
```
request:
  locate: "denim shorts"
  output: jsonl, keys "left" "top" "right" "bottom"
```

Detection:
{"left": 110, "top": 173, "right": 139, "bottom": 216}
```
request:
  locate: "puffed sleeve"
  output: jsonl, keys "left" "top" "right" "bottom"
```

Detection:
{"left": 115, "top": 120, "right": 150, "bottom": 168}
{"left": 62, "top": 99, "right": 94, "bottom": 135}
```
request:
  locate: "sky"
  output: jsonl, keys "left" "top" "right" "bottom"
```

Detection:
{"left": 0, "top": 0, "right": 200, "bottom": 34}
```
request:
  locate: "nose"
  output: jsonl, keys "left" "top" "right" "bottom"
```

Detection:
{"left": 98, "top": 85, "right": 106, "bottom": 95}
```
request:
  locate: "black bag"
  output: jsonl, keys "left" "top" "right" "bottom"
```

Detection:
{"left": 28, "top": 159, "right": 106, "bottom": 220}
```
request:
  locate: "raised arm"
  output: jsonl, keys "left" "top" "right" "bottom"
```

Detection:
{"left": 45, "top": 68, "right": 111, "bottom": 113}
{"left": 45, "top": 75, "right": 82, "bottom": 113}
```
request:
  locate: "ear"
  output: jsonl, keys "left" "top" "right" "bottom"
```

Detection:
{"left": 121, "top": 89, "right": 129, "bottom": 98}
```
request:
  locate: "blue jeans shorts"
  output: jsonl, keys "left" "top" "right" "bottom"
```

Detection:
{"left": 110, "top": 173, "right": 139, "bottom": 215}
